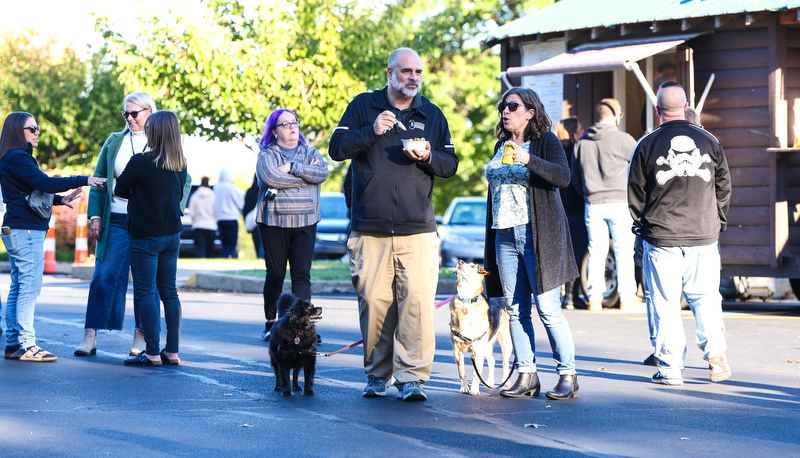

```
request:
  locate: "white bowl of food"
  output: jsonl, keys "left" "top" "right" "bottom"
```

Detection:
{"left": 402, "top": 138, "right": 427, "bottom": 151}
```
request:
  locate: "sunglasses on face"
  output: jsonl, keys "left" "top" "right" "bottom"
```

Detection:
{"left": 121, "top": 108, "right": 150, "bottom": 119}
{"left": 499, "top": 101, "right": 523, "bottom": 112}
{"left": 23, "top": 126, "right": 41, "bottom": 134}
{"left": 276, "top": 121, "right": 300, "bottom": 129}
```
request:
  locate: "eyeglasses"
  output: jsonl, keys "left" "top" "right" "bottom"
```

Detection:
{"left": 276, "top": 121, "right": 300, "bottom": 129}
{"left": 121, "top": 108, "right": 150, "bottom": 119}
{"left": 23, "top": 126, "right": 41, "bottom": 134}
{"left": 499, "top": 101, "right": 523, "bottom": 112}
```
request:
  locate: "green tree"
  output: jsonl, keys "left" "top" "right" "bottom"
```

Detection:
{"left": 98, "top": 0, "right": 549, "bottom": 211}
{"left": 0, "top": 33, "right": 125, "bottom": 170}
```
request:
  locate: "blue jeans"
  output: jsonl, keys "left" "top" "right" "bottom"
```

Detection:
{"left": 129, "top": 234, "right": 182, "bottom": 355}
{"left": 642, "top": 240, "right": 727, "bottom": 378}
{"left": 84, "top": 213, "right": 135, "bottom": 331}
{"left": 585, "top": 202, "right": 637, "bottom": 303}
{"left": 2, "top": 229, "right": 46, "bottom": 349}
{"left": 495, "top": 225, "right": 576, "bottom": 375}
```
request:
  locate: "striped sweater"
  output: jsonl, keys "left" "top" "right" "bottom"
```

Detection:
{"left": 255, "top": 142, "right": 329, "bottom": 228}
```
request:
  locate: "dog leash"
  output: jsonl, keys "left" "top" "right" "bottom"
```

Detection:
{"left": 452, "top": 327, "right": 518, "bottom": 390}
{"left": 316, "top": 295, "right": 456, "bottom": 357}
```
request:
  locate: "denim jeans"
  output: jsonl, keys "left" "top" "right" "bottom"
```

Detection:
{"left": 130, "top": 234, "right": 182, "bottom": 355}
{"left": 84, "top": 213, "right": 133, "bottom": 331}
{"left": 2, "top": 229, "right": 46, "bottom": 349}
{"left": 585, "top": 202, "right": 637, "bottom": 303}
{"left": 495, "top": 224, "right": 576, "bottom": 375}
{"left": 642, "top": 240, "right": 727, "bottom": 378}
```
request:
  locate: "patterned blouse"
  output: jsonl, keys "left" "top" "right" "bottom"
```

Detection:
{"left": 485, "top": 141, "right": 531, "bottom": 229}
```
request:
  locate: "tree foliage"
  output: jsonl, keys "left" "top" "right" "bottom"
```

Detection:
{"left": 99, "top": 0, "right": 549, "bottom": 211}
{"left": 0, "top": 33, "right": 125, "bottom": 170}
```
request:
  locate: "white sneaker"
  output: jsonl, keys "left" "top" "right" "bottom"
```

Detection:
{"left": 708, "top": 354, "right": 731, "bottom": 382}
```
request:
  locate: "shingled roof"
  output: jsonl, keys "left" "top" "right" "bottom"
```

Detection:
{"left": 482, "top": 0, "right": 800, "bottom": 48}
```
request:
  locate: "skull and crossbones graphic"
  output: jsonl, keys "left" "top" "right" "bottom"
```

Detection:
{"left": 655, "top": 135, "right": 712, "bottom": 185}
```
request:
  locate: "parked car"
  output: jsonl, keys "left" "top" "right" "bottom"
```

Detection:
{"left": 313, "top": 192, "right": 349, "bottom": 260}
{"left": 437, "top": 197, "right": 487, "bottom": 268}
{"left": 180, "top": 185, "right": 223, "bottom": 258}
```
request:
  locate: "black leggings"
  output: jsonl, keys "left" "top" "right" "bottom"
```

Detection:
{"left": 258, "top": 223, "right": 316, "bottom": 321}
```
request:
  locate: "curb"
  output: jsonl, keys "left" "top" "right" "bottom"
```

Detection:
{"left": 0, "top": 261, "right": 458, "bottom": 295}
{"left": 184, "top": 272, "right": 457, "bottom": 295}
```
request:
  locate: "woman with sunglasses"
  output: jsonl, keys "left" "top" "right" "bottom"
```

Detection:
{"left": 116, "top": 110, "right": 188, "bottom": 366}
{"left": 75, "top": 92, "right": 186, "bottom": 357}
{"left": 483, "top": 88, "right": 580, "bottom": 400}
{"left": 0, "top": 112, "right": 106, "bottom": 362}
{"left": 256, "top": 108, "right": 328, "bottom": 341}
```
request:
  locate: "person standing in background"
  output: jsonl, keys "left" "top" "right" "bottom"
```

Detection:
{"left": 555, "top": 117, "right": 585, "bottom": 310}
{"left": 243, "top": 175, "right": 264, "bottom": 259}
{"left": 214, "top": 168, "right": 243, "bottom": 258}
{"left": 572, "top": 98, "right": 640, "bottom": 311}
{"left": 189, "top": 176, "right": 216, "bottom": 258}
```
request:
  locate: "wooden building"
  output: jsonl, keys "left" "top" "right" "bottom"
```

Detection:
{"left": 482, "top": 0, "right": 800, "bottom": 290}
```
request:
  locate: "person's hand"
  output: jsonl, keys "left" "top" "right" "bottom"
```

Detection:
{"left": 277, "top": 163, "right": 290, "bottom": 173}
{"left": 373, "top": 110, "right": 399, "bottom": 136}
{"left": 88, "top": 177, "right": 107, "bottom": 187}
{"left": 90, "top": 219, "right": 103, "bottom": 241}
{"left": 506, "top": 141, "right": 531, "bottom": 165}
{"left": 403, "top": 141, "right": 431, "bottom": 162}
{"left": 60, "top": 188, "right": 82, "bottom": 209}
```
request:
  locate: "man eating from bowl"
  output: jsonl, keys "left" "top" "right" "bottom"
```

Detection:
{"left": 329, "top": 47, "right": 458, "bottom": 401}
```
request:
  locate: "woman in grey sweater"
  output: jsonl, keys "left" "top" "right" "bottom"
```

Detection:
{"left": 255, "top": 108, "right": 328, "bottom": 340}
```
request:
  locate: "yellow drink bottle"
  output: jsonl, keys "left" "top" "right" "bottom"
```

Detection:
{"left": 502, "top": 142, "right": 514, "bottom": 165}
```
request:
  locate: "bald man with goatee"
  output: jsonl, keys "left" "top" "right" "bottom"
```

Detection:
{"left": 627, "top": 81, "right": 732, "bottom": 387}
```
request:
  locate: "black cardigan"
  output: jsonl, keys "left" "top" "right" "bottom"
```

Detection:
{"left": 484, "top": 132, "right": 579, "bottom": 296}
{"left": 114, "top": 151, "right": 188, "bottom": 237}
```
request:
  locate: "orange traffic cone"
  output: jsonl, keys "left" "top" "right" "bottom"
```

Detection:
{"left": 44, "top": 217, "right": 56, "bottom": 274}
{"left": 74, "top": 199, "right": 88, "bottom": 264}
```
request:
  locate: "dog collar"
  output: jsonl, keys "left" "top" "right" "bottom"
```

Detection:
{"left": 457, "top": 293, "right": 485, "bottom": 314}
{"left": 293, "top": 328, "right": 303, "bottom": 345}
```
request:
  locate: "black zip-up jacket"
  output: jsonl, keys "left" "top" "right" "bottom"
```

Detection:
{"left": 329, "top": 87, "right": 458, "bottom": 234}
{"left": 628, "top": 120, "right": 731, "bottom": 247}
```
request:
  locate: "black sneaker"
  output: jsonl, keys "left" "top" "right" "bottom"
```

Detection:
{"left": 363, "top": 376, "right": 387, "bottom": 397}
{"left": 643, "top": 353, "right": 659, "bottom": 366}
{"left": 651, "top": 371, "right": 683, "bottom": 386}
{"left": 399, "top": 381, "right": 427, "bottom": 401}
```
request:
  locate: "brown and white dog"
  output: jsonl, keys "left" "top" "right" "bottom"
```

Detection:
{"left": 449, "top": 260, "right": 512, "bottom": 395}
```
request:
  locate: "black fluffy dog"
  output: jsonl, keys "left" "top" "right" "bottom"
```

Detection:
{"left": 268, "top": 292, "right": 322, "bottom": 396}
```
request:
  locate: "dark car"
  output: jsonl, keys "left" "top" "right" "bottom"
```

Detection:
{"left": 437, "top": 197, "right": 486, "bottom": 268}
{"left": 313, "top": 192, "right": 349, "bottom": 260}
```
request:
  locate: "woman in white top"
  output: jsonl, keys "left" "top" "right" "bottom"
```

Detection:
{"left": 75, "top": 92, "right": 158, "bottom": 357}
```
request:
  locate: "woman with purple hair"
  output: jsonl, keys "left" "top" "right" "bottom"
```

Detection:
{"left": 256, "top": 108, "right": 328, "bottom": 340}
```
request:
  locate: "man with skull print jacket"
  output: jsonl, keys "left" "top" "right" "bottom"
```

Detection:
{"left": 628, "top": 81, "right": 731, "bottom": 387}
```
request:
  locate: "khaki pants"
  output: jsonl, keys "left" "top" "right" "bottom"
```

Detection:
{"left": 347, "top": 230, "right": 439, "bottom": 384}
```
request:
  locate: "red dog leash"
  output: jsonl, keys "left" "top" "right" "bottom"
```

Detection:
{"left": 317, "top": 295, "right": 456, "bottom": 357}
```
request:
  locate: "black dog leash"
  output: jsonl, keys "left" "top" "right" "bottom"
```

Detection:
{"left": 451, "top": 328, "right": 517, "bottom": 390}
